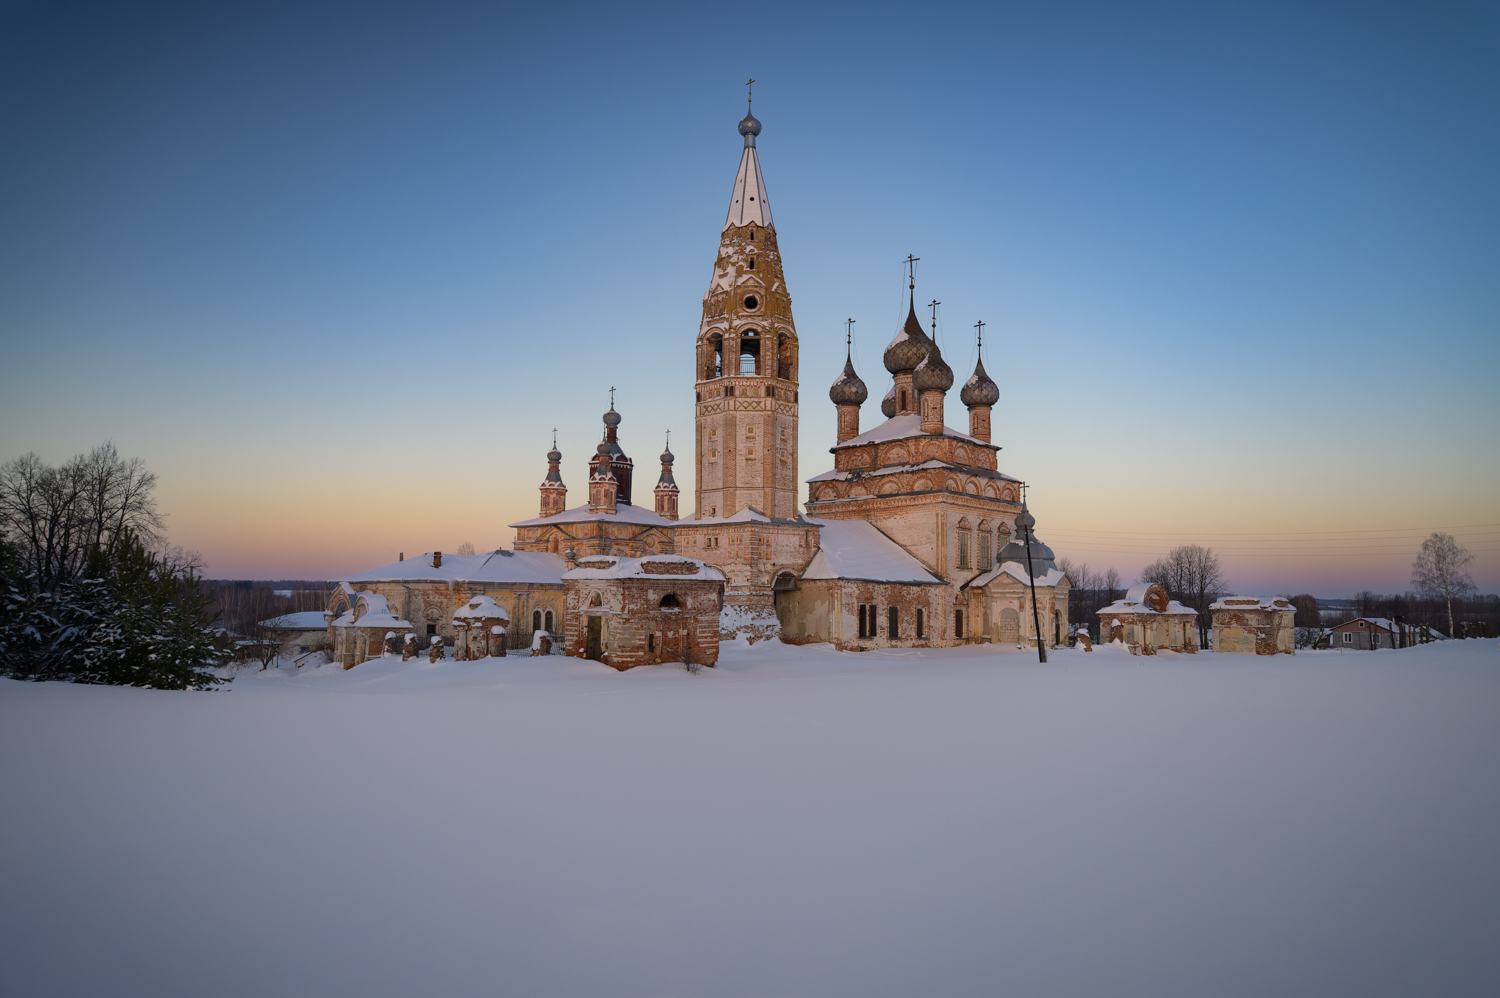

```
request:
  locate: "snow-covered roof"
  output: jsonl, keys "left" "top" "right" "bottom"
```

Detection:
{"left": 830, "top": 414, "right": 999, "bottom": 452}
{"left": 675, "top": 506, "right": 809, "bottom": 526}
{"left": 260, "top": 611, "right": 330, "bottom": 630}
{"left": 452, "top": 594, "right": 510, "bottom": 622}
{"left": 510, "top": 503, "right": 676, "bottom": 529}
{"left": 563, "top": 554, "right": 725, "bottom": 582}
{"left": 1210, "top": 596, "right": 1294, "bottom": 611}
{"left": 965, "top": 561, "right": 1070, "bottom": 589}
{"left": 724, "top": 139, "right": 772, "bottom": 231}
{"left": 806, "top": 459, "right": 1018, "bottom": 484}
{"left": 1333, "top": 617, "right": 1396, "bottom": 631}
{"left": 799, "top": 518, "right": 945, "bottom": 585}
{"left": 1097, "top": 597, "right": 1197, "bottom": 617}
{"left": 332, "top": 593, "right": 413, "bottom": 630}
{"left": 337, "top": 550, "right": 566, "bottom": 586}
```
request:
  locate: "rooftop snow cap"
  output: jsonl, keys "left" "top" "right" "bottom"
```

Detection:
{"left": 883, "top": 297, "right": 933, "bottom": 374}
{"left": 911, "top": 340, "right": 954, "bottom": 393}
{"left": 829, "top": 353, "right": 868, "bottom": 406}
{"left": 960, "top": 355, "right": 999, "bottom": 407}
{"left": 881, "top": 384, "right": 897, "bottom": 418}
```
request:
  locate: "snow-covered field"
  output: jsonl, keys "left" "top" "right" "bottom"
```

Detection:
{"left": 3, "top": 639, "right": 1497, "bottom": 998}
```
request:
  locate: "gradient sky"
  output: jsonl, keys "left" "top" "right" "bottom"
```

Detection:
{"left": 2, "top": 0, "right": 1496, "bottom": 594}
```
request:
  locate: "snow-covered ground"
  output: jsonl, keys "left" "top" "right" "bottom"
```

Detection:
{"left": 3, "top": 639, "right": 1497, "bottom": 997}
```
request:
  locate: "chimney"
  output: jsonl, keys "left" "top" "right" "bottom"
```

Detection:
{"left": 432, "top": 551, "right": 442, "bottom": 568}
{"left": 399, "top": 552, "right": 404, "bottom": 561}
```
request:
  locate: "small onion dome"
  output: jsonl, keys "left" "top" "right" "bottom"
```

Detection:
{"left": 912, "top": 341, "right": 954, "bottom": 393}
{"left": 883, "top": 298, "right": 932, "bottom": 374}
{"left": 998, "top": 534, "right": 1055, "bottom": 565}
{"left": 564, "top": 548, "right": 576, "bottom": 560}
{"left": 602, "top": 408, "right": 621, "bottom": 429}
{"left": 546, "top": 445, "right": 562, "bottom": 463}
{"left": 1015, "top": 505, "right": 1036, "bottom": 531}
{"left": 828, "top": 355, "right": 868, "bottom": 406}
{"left": 739, "top": 111, "right": 762, "bottom": 137}
{"left": 596, "top": 440, "right": 612, "bottom": 457}
{"left": 881, "top": 384, "right": 897, "bottom": 418}
{"left": 660, "top": 446, "right": 674, "bottom": 465}
{"left": 960, "top": 355, "right": 999, "bottom": 407}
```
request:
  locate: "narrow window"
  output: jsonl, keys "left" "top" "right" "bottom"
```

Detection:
{"left": 979, "top": 534, "right": 990, "bottom": 570}
{"left": 544, "top": 610, "right": 553, "bottom": 632}
{"left": 532, "top": 610, "right": 542, "bottom": 632}
{"left": 916, "top": 608, "right": 925, "bottom": 639}
{"left": 888, "top": 606, "right": 899, "bottom": 639}
{"left": 857, "top": 605, "right": 866, "bottom": 639}
{"left": 748, "top": 259, "right": 755, "bottom": 269}
{"left": 954, "top": 609, "right": 964, "bottom": 639}
{"left": 958, "top": 533, "right": 970, "bottom": 570}
{"left": 900, "top": 389, "right": 907, "bottom": 410}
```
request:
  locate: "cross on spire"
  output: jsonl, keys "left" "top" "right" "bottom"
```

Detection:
{"left": 905, "top": 254, "right": 919, "bottom": 290}
{"left": 609, "top": 386, "right": 616, "bottom": 408}
{"left": 746, "top": 78, "right": 754, "bottom": 107}
{"left": 552, "top": 428, "right": 557, "bottom": 447}
{"left": 929, "top": 299, "right": 941, "bottom": 335}
{"left": 845, "top": 317, "right": 855, "bottom": 353}
{"left": 974, "top": 319, "right": 985, "bottom": 351}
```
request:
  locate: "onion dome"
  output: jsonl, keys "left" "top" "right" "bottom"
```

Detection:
{"left": 828, "top": 353, "right": 868, "bottom": 406}
{"left": 912, "top": 340, "right": 954, "bottom": 393}
{"left": 960, "top": 355, "right": 999, "bottom": 407}
{"left": 883, "top": 297, "right": 933, "bottom": 374}
{"left": 596, "top": 440, "right": 612, "bottom": 457}
{"left": 738, "top": 111, "right": 762, "bottom": 138}
{"left": 603, "top": 408, "right": 621, "bottom": 429}
{"left": 881, "top": 385, "right": 897, "bottom": 418}
{"left": 999, "top": 507, "right": 1056, "bottom": 569}
{"left": 546, "top": 445, "right": 562, "bottom": 463}
{"left": 660, "top": 445, "right": 674, "bottom": 465}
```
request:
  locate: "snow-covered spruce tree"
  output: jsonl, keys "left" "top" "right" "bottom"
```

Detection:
{"left": 0, "top": 531, "right": 225, "bottom": 688}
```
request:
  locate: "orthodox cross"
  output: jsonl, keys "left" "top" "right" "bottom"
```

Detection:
{"left": 746, "top": 78, "right": 755, "bottom": 107}
{"left": 552, "top": 428, "right": 557, "bottom": 448}
{"left": 609, "top": 386, "right": 616, "bottom": 408}
{"left": 929, "top": 299, "right": 941, "bottom": 335}
{"left": 665, "top": 429, "right": 671, "bottom": 448}
{"left": 974, "top": 319, "right": 985, "bottom": 350}
{"left": 905, "top": 254, "right": 919, "bottom": 290}
{"left": 845, "top": 317, "right": 855, "bottom": 349}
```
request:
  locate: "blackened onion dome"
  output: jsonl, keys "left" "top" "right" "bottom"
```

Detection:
{"left": 828, "top": 355, "right": 868, "bottom": 406}
{"left": 912, "top": 340, "right": 954, "bottom": 393}
{"left": 883, "top": 298, "right": 933, "bottom": 374}
{"left": 960, "top": 355, "right": 1000, "bottom": 407}
{"left": 739, "top": 111, "right": 762, "bottom": 137}
{"left": 881, "top": 385, "right": 897, "bottom": 418}
{"left": 660, "top": 445, "right": 674, "bottom": 465}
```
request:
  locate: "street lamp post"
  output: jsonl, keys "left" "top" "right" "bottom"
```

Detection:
{"left": 1015, "top": 503, "right": 1047, "bottom": 664}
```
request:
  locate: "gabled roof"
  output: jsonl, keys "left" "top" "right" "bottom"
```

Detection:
{"left": 829, "top": 413, "right": 1000, "bottom": 453}
{"left": 510, "top": 503, "right": 676, "bottom": 529}
{"left": 337, "top": 550, "right": 566, "bottom": 586}
{"left": 964, "top": 562, "right": 1070, "bottom": 590}
{"left": 799, "top": 517, "right": 945, "bottom": 585}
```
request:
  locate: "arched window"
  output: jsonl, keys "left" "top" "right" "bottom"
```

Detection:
{"left": 660, "top": 594, "right": 681, "bottom": 609}
{"left": 532, "top": 610, "right": 542, "bottom": 632}
{"left": 544, "top": 610, "right": 554, "bottom": 632}
{"left": 739, "top": 330, "right": 760, "bottom": 375}
{"left": 589, "top": 592, "right": 603, "bottom": 608}
{"left": 954, "top": 609, "right": 964, "bottom": 639}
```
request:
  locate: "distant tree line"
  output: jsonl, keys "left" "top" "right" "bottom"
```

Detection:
{"left": 0, "top": 444, "right": 226, "bottom": 688}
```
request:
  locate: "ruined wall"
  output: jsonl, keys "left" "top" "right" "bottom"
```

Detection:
{"left": 338, "top": 581, "right": 563, "bottom": 652}
{"left": 1212, "top": 608, "right": 1295, "bottom": 655}
{"left": 563, "top": 576, "right": 723, "bottom": 671}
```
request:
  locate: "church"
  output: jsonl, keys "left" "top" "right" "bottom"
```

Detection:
{"left": 331, "top": 98, "right": 1069, "bottom": 662}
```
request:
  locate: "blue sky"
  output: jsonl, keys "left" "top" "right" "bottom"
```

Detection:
{"left": 1, "top": 0, "right": 1496, "bottom": 592}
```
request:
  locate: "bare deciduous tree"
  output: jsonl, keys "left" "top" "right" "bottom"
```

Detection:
{"left": 1412, "top": 532, "right": 1475, "bottom": 640}
{"left": 456, "top": 541, "right": 476, "bottom": 556}
{"left": 0, "top": 443, "right": 163, "bottom": 590}
{"left": 1141, "top": 544, "right": 1228, "bottom": 648}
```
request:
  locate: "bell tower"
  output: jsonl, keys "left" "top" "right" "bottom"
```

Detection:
{"left": 694, "top": 92, "right": 800, "bottom": 520}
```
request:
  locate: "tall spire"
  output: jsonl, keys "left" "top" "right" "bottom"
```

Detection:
{"left": 727, "top": 94, "right": 771, "bottom": 230}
